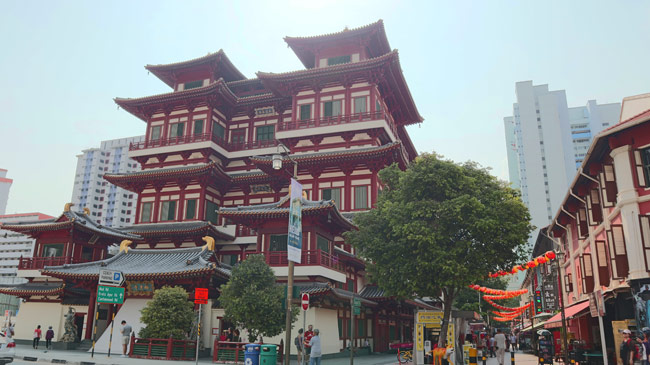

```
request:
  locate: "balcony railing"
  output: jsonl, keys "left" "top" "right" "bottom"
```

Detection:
{"left": 243, "top": 250, "right": 343, "bottom": 272}
{"left": 236, "top": 225, "right": 255, "bottom": 238}
{"left": 278, "top": 111, "right": 396, "bottom": 135}
{"left": 18, "top": 256, "right": 77, "bottom": 270}
{"left": 129, "top": 133, "right": 278, "bottom": 152}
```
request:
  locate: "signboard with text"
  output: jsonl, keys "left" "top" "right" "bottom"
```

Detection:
{"left": 97, "top": 285, "right": 125, "bottom": 304}
{"left": 195, "top": 288, "right": 208, "bottom": 304}
{"left": 542, "top": 275, "right": 558, "bottom": 312}
{"left": 287, "top": 178, "right": 303, "bottom": 263}
{"left": 98, "top": 269, "right": 125, "bottom": 287}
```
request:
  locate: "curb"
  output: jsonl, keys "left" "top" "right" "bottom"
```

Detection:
{"left": 16, "top": 355, "right": 96, "bottom": 365}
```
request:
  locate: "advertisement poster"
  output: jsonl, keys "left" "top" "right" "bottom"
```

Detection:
{"left": 287, "top": 178, "right": 303, "bottom": 263}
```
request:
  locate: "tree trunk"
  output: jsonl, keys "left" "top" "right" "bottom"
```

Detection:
{"left": 439, "top": 287, "right": 456, "bottom": 347}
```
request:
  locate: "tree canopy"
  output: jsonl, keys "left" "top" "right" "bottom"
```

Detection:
{"left": 345, "top": 154, "right": 532, "bottom": 344}
{"left": 219, "top": 254, "right": 298, "bottom": 342}
{"left": 139, "top": 286, "right": 195, "bottom": 339}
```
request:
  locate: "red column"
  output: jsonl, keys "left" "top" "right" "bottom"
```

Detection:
{"left": 370, "top": 170, "right": 378, "bottom": 208}
{"left": 85, "top": 287, "right": 97, "bottom": 340}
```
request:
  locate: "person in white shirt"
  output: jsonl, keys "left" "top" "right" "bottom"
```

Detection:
{"left": 494, "top": 329, "right": 507, "bottom": 365}
{"left": 509, "top": 334, "right": 518, "bottom": 351}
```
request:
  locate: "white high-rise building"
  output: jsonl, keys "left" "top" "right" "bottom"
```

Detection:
{"left": 0, "top": 169, "right": 12, "bottom": 215}
{"left": 71, "top": 136, "right": 144, "bottom": 227}
{"left": 504, "top": 81, "right": 621, "bottom": 243}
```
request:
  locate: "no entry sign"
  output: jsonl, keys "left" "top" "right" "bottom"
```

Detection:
{"left": 301, "top": 293, "right": 309, "bottom": 311}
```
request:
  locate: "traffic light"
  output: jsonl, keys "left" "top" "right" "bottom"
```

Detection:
{"left": 535, "top": 290, "right": 543, "bottom": 313}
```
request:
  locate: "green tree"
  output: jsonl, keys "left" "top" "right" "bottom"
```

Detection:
{"left": 139, "top": 286, "right": 195, "bottom": 339}
{"left": 219, "top": 254, "right": 298, "bottom": 342}
{"left": 345, "top": 154, "right": 532, "bottom": 345}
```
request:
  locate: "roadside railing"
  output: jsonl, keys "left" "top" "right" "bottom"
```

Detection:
{"left": 129, "top": 336, "right": 196, "bottom": 361}
{"left": 213, "top": 340, "right": 283, "bottom": 363}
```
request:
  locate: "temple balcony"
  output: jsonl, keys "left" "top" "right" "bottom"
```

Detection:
{"left": 276, "top": 111, "right": 398, "bottom": 142}
{"left": 243, "top": 250, "right": 346, "bottom": 283}
{"left": 17, "top": 256, "right": 79, "bottom": 277}
{"left": 128, "top": 132, "right": 279, "bottom": 159}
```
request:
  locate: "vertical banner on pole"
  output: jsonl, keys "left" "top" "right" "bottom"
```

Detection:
{"left": 288, "top": 178, "right": 303, "bottom": 263}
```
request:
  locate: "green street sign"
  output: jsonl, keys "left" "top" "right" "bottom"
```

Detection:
{"left": 97, "top": 285, "right": 125, "bottom": 304}
{"left": 353, "top": 306, "right": 361, "bottom": 315}
{"left": 353, "top": 298, "right": 361, "bottom": 307}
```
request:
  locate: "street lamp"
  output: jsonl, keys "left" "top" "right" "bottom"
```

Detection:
{"left": 273, "top": 143, "right": 297, "bottom": 365}
{"left": 553, "top": 249, "right": 569, "bottom": 363}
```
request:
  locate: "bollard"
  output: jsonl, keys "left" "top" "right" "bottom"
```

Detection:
{"left": 469, "top": 348, "right": 478, "bottom": 365}
{"left": 511, "top": 351, "right": 515, "bottom": 365}
{"left": 482, "top": 349, "right": 487, "bottom": 365}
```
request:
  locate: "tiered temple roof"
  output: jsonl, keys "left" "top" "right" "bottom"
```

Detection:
{"left": 0, "top": 282, "right": 65, "bottom": 299}
{"left": 145, "top": 49, "right": 246, "bottom": 87}
{"left": 120, "top": 221, "right": 234, "bottom": 242}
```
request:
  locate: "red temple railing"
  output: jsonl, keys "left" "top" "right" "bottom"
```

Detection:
{"left": 129, "top": 133, "right": 278, "bottom": 152}
{"left": 243, "top": 250, "right": 343, "bottom": 272}
{"left": 278, "top": 111, "right": 396, "bottom": 135}
{"left": 213, "top": 340, "right": 283, "bottom": 364}
{"left": 18, "top": 256, "right": 77, "bottom": 270}
{"left": 129, "top": 336, "right": 196, "bottom": 360}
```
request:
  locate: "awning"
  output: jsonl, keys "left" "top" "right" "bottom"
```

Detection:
{"left": 521, "top": 320, "right": 547, "bottom": 332}
{"left": 544, "top": 300, "right": 590, "bottom": 329}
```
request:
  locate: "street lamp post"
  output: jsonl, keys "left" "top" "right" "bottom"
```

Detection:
{"left": 554, "top": 250, "right": 569, "bottom": 363}
{"left": 273, "top": 145, "right": 298, "bottom": 365}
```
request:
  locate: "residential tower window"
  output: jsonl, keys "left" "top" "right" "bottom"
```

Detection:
{"left": 212, "top": 122, "right": 225, "bottom": 140}
{"left": 327, "top": 55, "right": 351, "bottom": 66}
{"left": 300, "top": 104, "right": 311, "bottom": 121}
{"left": 185, "top": 199, "right": 197, "bottom": 220}
{"left": 269, "top": 234, "right": 288, "bottom": 251}
{"left": 141, "top": 202, "right": 153, "bottom": 223}
{"left": 205, "top": 200, "right": 218, "bottom": 224}
{"left": 193, "top": 120, "right": 204, "bottom": 135}
{"left": 322, "top": 188, "right": 341, "bottom": 208}
{"left": 354, "top": 97, "right": 367, "bottom": 114}
{"left": 256, "top": 125, "right": 275, "bottom": 141}
{"left": 150, "top": 126, "right": 161, "bottom": 141}
{"left": 354, "top": 186, "right": 368, "bottom": 209}
{"left": 184, "top": 80, "right": 203, "bottom": 90}
{"left": 323, "top": 100, "right": 342, "bottom": 118}
{"left": 160, "top": 201, "right": 177, "bottom": 221}
{"left": 169, "top": 123, "right": 184, "bottom": 138}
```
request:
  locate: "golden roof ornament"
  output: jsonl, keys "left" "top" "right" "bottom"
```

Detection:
{"left": 83, "top": 207, "right": 90, "bottom": 215}
{"left": 202, "top": 236, "right": 215, "bottom": 251}
{"left": 119, "top": 240, "right": 132, "bottom": 254}
{"left": 64, "top": 203, "right": 74, "bottom": 212}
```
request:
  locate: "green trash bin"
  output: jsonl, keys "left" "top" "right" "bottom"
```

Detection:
{"left": 260, "top": 344, "right": 277, "bottom": 364}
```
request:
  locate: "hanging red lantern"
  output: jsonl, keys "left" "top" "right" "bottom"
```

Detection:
{"left": 546, "top": 251, "right": 556, "bottom": 260}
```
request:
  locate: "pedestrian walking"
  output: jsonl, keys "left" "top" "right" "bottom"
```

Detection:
{"left": 509, "top": 333, "right": 517, "bottom": 351}
{"left": 621, "top": 329, "right": 636, "bottom": 365}
{"left": 304, "top": 324, "right": 314, "bottom": 361}
{"left": 45, "top": 326, "right": 54, "bottom": 350}
{"left": 295, "top": 328, "right": 304, "bottom": 364}
{"left": 495, "top": 329, "right": 507, "bottom": 365}
{"left": 308, "top": 329, "right": 322, "bottom": 365}
{"left": 33, "top": 325, "right": 42, "bottom": 349}
{"left": 488, "top": 335, "right": 496, "bottom": 357}
{"left": 120, "top": 320, "right": 133, "bottom": 358}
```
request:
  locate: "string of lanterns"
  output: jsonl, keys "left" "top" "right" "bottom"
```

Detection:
{"left": 468, "top": 285, "right": 528, "bottom": 296}
{"left": 487, "top": 251, "right": 556, "bottom": 278}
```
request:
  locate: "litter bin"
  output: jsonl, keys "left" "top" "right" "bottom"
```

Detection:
{"left": 245, "top": 344, "right": 261, "bottom": 365}
{"left": 260, "top": 344, "right": 277, "bottom": 365}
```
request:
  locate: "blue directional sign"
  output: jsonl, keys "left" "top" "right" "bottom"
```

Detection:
{"left": 99, "top": 269, "right": 125, "bottom": 287}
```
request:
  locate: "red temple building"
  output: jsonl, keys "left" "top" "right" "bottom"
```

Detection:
{"left": 0, "top": 20, "right": 434, "bottom": 355}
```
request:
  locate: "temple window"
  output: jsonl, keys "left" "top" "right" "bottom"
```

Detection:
{"left": 212, "top": 121, "right": 225, "bottom": 140}
{"left": 169, "top": 123, "right": 185, "bottom": 138}
{"left": 322, "top": 188, "right": 341, "bottom": 208}
{"left": 354, "top": 97, "right": 367, "bottom": 114}
{"left": 222, "top": 254, "right": 238, "bottom": 266}
{"left": 150, "top": 126, "right": 161, "bottom": 141}
{"left": 231, "top": 128, "right": 245, "bottom": 144}
{"left": 140, "top": 202, "right": 153, "bottom": 222}
{"left": 185, "top": 199, "right": 197, "bottom": 220}
{"left": 316, "top": 235, "right": 330, "bottom": 253}
{"left": 184, "top": 80, "right": 203, "bottom": 90}
{"left": 193, "top": 120, "right": 204, "bottom": 135}
{"left": 299, "top": 104, "right": 312, "bottom": 121}
{"left": 375, "top": 100, "right": 382, "bottom": 112}
{"left": 160, "top": 201, "right": 177, "bottom": 221}
{"left": 205, "top": 200, "right": 219, "bottom": 224}
{"left": 42, "top": 243, "right": 64, "bottom": 257}
{"left": 323, "top": 100, "right": 342, "bottom": 118}
{"left": 256, "top": 125, "right": 275, "bottom": 141}
{"left": 327, "top": 55, "right": 351, "bottom": 66}
{"left": 269, "top": 234, "right": 288, "bottom": 251}
{"left": 354, "top": 186, "right": 368, "bottom": 209}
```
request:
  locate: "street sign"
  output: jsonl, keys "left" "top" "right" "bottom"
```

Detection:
{"left": 416, "top": 324, "right": 424, "bottom": 351}
{"left": 353, "top": 297, "right": 361, "bottom": 315}
{"left": 195, "top": 288, "right": 208, "bottom": 304}
{"left": 98, "top": 269, "right": 125, "bottom": 287}
{"left": 301, "top": 293, "right": 309, "bottom": 311}
{"left": 417, "top": 311, "right": 443, "bottom": 324}
{"left": 97, "top": 285, "right": 125, "bottom": 304}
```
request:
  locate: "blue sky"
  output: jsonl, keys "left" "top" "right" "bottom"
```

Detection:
{"left": 1, "top": 0, "right": 649, "bottom": 216}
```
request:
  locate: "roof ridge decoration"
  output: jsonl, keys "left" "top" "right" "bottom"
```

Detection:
{"left": 201, "top": 236, "right": 215, "bottom": 251}
{"left": 119, "top": 240, "right": 132, "bottom": 254}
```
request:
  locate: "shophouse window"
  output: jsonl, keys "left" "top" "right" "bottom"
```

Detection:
{"left": 327, "top": 55, "right": 351, "bottom": 66}
{"left": 299, "top": 104, "right": 311, "bottom": 121}
{"left": 184, "top": 80, "right": 203, "bottom": 90}
{"left": 193, "top": 119, "right": 204, "bottom": 135}
{"left": 269, "top": 234, "right": 288, "bottom": 251}
{"left": 212, "top": 121, "right": 225, "bottom": 140}
{"left": 354, "top": 186, "right": 368, "bottom": 209}
{"left": 354, "top": 97, "right": 366, "bottom": 114}
{"left": 322, "top": 188, "right": 341, "bottom": 208}
{"left": 141, "top": 202, "right": 153, "bottom": 222}
{"left": 316, "top": 235, "right": 330, "bottom": 253}
{"left": 634, "top": 148, "right": 650, "bottom": 187}
{"left": 205, "top": 200, "right": 218, "bottom": 224}
{"left": 607, "top": 225, "right": 629, "bottom": 279}
{"left": 185, "top": 199, "right": 197, "bottom": 220}
{"left": 150, "top": 126, "right": 161, "bottom": 141}
{"left": 169, "top": 123, "right": 184, "bottom": 138}
{"left": 160, "top": 201, "right": 177, "bottom": 221}
{"left": 256, "top": 125, "right": 275, "bottom": 141}
{"left": 323, "top": 100, "right": 342, "bottom": 118}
